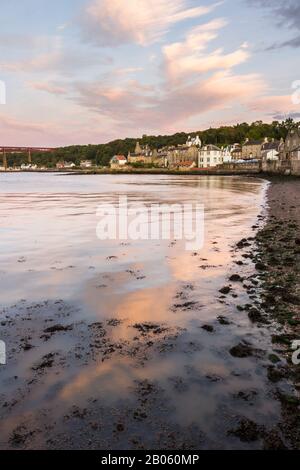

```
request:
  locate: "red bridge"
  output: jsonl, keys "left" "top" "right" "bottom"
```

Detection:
{"left": 1, "top": 146, "right": 56, "bottom": 169}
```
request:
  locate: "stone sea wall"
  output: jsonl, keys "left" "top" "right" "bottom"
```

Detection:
{"left": 262, "top": 160, "right": 300, "bottom": 176}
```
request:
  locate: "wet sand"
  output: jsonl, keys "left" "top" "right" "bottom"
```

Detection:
{"left": 0, "top": 173, "right": 298, "bottom": 450}
{"left": 253, "top": 177, "right": 300, "bottom": 449}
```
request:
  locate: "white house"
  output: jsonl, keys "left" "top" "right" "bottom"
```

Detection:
{"left": 198, "top": 145, "right": 223, "bottom": 168}
{"left": 221, "top": 146, "right": 233, "bottom": 164}
{"left": 56, "top": 161, "right": 76, "bottom": 169}
{"left": 186, "top": 135, "right": 202, "bottom": 148}
{"left": 261, "top": 141, "right": 280, "bottom": 161}
{"left": 80, "top": 160, "right": 93, "bottom": 168}
{"left": 110, "top": 155, "right": 127, "bottom": 168}
{"left": 21, "top": 163, "right": 38, "bottom": 170}
{"left": 261, "top": 148, "right": 279, "bottom": 161}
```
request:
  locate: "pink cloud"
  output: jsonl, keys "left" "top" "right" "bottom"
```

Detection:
{"left": 0, "top": 115, "right": 49, "bottom": 134}
{"left": 73, "top": 69, "right": 265, "bottom": 134}
{"left": 163, "top": 20, "right": 249, "bottom": 83}
{"left": 0, "top": 115, "right": 58, "bottom": 147}
{"left": 0, "top": 49, "right": 112, "bottom": 75}
{"left": 0, "top": 112, "right": 120, "bottom": 147}
{"left": 27, "top": 81, "right": 67, "bottom": 95}
{"left": 81, "top": 0, "right": 220, "bottom": 46}
{"left": 249, "top": 95, "right": 299, "bottom": 113}
{"left": 71, "top": 17, "right": 265, "bottom": 135}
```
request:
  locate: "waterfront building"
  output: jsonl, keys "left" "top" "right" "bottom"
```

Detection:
{"left": 21, "top": 164, "right": 38, "bottom": 170}
{"left": 231, "top": 144, "right": 242, "bottom": 160}
{"left": 261, "top": 139, "right": 281, "bottom": 162}
{"left": 128, "top": 142, "right": 154, "bottom": 164}
{"left": 242, "top": 137, "right": 269, "bottom": 160}
{"left": 56, "top": 161, "right": 76, "bottom": 169}
{"left": 167, "top": 144, "right": 198, "bottom": 167}
{"left": 222, "top": 146, "right": 234, "bottom": 163}
{"left": 280, "top": 128, "right": 300, "bottom": 161}
{"left": 152, "top": 148, "right": 168, "bottom": 167}
{"left": 110, "top": 155, "right": 127, "bottom": 169}
{"left": 198, "top": 145, "right": 223, "bottom": 168}
{"left": 80, "top": 160, "right": 93, "bottom": 168}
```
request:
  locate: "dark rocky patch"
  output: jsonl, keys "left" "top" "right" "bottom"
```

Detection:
{"left": 229, "top": 342, "right": 262, "bottom": 359}
{"left": 236, "top": 239, "right": 251, "bottom": 249}
{"left": 32, "top": 353, "right": 56, "bottom": 371}
{"left": 43, "top": 324, "right": 73, "bottom": 334}
{"left": 217, "top": 316, "right": 231, "bottom": 325}
{"left": 132, "top": 323, "right": 168, "bottom": 335}
{"left": 201, "top": 324, "right": 214, "bottom": 333}
{"left": 229, "top": 418, "right": 264, "bottom": 442}
{"left": 248, "top": 308, "right": 265, "bottom": 323}
{"left": 255, "top": 262, "right": 267, "bottom": 271}
{"left": 263, "top": 429, "right": 287, "bottom": 450}
{"left": 219, "top": 286, "right": 231, "bottom": 295}
{"left": 229, "top": 274, "right": 244, "bottom": 282}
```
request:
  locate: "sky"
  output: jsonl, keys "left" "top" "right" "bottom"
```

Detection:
{"left": 0, "top": 0, "right": 300, "bottom": 147}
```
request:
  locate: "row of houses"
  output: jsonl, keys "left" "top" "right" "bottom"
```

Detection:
{"left": 112, "top": 137, "right": 233, "bottom": 170}
{"left": 110, "top": 136, "right": 276, "bottom": 170}
{"left": 111, "top": 129, "right": 300, "bottom": 171}
{"left": 56, "top": 160, "right": 93, "bottom": 169}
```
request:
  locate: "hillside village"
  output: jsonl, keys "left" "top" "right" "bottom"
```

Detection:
{"left": 110, "top": 128, "right": 300, "bottom": 175}
{"left": 1, "top": 126, "right": 300, "bottom": 176}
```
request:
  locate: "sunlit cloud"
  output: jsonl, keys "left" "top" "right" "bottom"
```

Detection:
{"left": 81, "top": 0, "right": 221, "bottom": 46}
{"left": 0, "top": 0, "right": 297, "bottom": 146}
{"left": 72, "top": 69, "right": 265, "bottom": 133}
{"left": 0, "top": 43, "right": 112, "bottom": 75}
{"left": 71, "top": 15, "right": 264, "bottom": 134}
{"left": 163, "top": 19, "right": 250, "bottom": 83}
{"left": 27, "top": 81, "right": 67, "bottom": 95}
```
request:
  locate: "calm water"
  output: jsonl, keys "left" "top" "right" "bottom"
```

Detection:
{"left": 0, "top": 173, "right": 285, "bottom": 449}
{"left": 0, "top": 173, "right": 264, "bottom": 306}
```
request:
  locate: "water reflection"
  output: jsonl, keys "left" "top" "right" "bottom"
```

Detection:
{"left": 1, "top": 173, "right": 280, "bottom": 450}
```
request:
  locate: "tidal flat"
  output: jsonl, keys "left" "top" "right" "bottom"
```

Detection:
{"left": 0, "top": 173, "right": 298, "bottom": 449}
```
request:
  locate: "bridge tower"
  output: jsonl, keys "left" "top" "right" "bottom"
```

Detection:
{"left": 2, "top": 149, "right": 7, "bottom": 171}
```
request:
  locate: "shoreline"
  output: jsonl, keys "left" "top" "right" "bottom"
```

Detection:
{"left": 253, "top": 176, "right": 300, "bottom": 448}
{"left": 1, "top": 169, "right": 300, "bottom": 179}
{"left": 1, "top": 169, "right": 260, "bottom": 176}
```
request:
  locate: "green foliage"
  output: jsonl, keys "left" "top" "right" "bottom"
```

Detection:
{"left": 4, "top": 119, "right": 295, "bottom": 168}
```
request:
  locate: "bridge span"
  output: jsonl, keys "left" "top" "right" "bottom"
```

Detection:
{"left": 1, "top": 146, "right": 56, "bottom": 169}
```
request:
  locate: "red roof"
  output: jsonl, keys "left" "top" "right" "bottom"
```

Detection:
{"left": 114, "top": 155, "right": 126, "bottom": 161}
